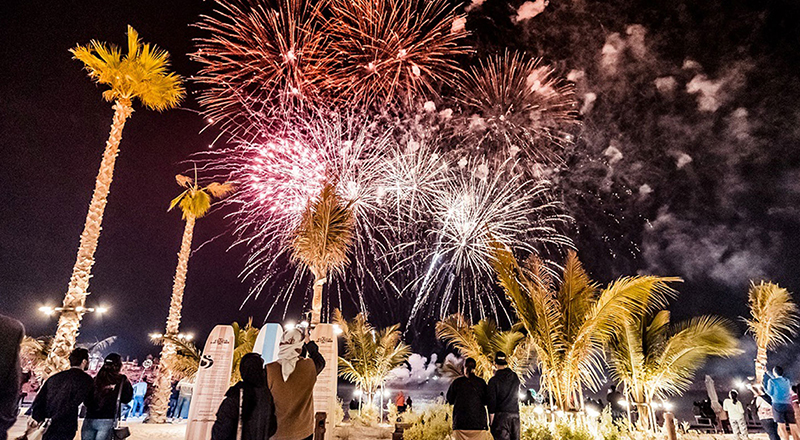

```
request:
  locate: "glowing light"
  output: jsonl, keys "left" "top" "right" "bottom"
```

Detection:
{"left": 285, "top": 321, "right": 296, "bottom": 330}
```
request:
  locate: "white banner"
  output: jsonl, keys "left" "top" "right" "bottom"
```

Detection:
{"left": 185, "top": 325, "right": 235, "bottom": 440}
{"left": 311, "top": 324, "right": 338, "bottom": 440}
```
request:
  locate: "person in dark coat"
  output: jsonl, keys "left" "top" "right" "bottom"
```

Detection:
{"left": 487, "top": 352, "right": 521, "bottom": 440}
{"left": 0, "top": 314, "right": 24, "bottom": 440}
{"left": 81, "top": 353, "right": 133, "bottom": 440}
{"left": 212, "top": 352, "right": 277, "bottom": 440}
{"left": 446, "top": 358, "right": 489, "bottom": 440}
{"left": 29, "top": 348, "right": 94, "bottom": 440}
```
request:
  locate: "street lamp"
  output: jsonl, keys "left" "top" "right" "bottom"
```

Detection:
{"left": 39, "top": 305, "right": 109, "bottom": 316}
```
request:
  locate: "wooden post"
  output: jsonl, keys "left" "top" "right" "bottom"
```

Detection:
{"left": 663, "top": 412, "right": 677, "bottom": 440}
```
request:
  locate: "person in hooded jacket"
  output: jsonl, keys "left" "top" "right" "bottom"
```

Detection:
{"left": 211, "top": 353, "right": 277, "bottom": 440}
{"left": 446, "top": 358, "right": 489, "bottom": 440}
{"left": 267, "top": 327, "right": 325, "bottom": 440}
{"left": 487, "top": 352, "right": 520, "bottom": 440}
{"left": 82, "top": 353, "right": 133, "bottom": 440}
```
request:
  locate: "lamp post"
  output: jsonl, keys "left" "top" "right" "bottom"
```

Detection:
{"left": 39, "top": 304, "right": 109, "bottom": 316}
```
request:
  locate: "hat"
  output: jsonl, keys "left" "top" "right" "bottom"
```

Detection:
{"left": 494, "top": 351, "right": 508, "bottom": 366}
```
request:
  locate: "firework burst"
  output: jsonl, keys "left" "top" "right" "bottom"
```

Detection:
{"left": 193, "top": 0, "right": 330, "bottom": 136}
{"left": 406, "top": 160, "right": 573, "bottom": 321}
{"left": 325, "top": 0, "right": 471, "bottom": 107}
{"left": 196, "top": 115, "right": 394, "bottom": 316}
{"left": 456, "top": 50, "right": 579, "bottom": 164}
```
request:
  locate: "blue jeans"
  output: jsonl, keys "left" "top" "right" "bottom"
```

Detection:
{"left": 128, "top": 395, "right": 145, "bottom": 417}
{"left": 81, "top": 418, "right": 115, "bottom": 440}
{"left": 175, "top": 396, "right": 192, "bottom": 419}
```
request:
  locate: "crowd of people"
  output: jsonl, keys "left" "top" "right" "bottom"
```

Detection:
{"left": 0, "top": 313, "right": 326, "bottom": 440}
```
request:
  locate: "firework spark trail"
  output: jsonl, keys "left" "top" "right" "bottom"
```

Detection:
{"left": 406, "top": 160, "right": 573, "bottom": 321}
{"left": 193, "top": 0, "right": 330, "bottom": 137}
{"left": 325, "top": 0, "right": 471, "bottom": 107}
{"left": 456, "top": 50, "right": 579, "bottom": 164}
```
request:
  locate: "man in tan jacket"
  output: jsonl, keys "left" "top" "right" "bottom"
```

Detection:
{"left": 267, "top": 328, "right": 325, "bottom": 440}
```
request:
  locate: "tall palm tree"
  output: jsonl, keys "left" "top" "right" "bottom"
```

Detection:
{"left": 746, "top": 281, "right": 800, "bottom": 382}
{"left": 292, "top": 184, "right": 355, "bottom": 324}
{"left": 436, "top": 313, "right": 533, "bottom": 381}
{"left": 149, "top": 174, "right": 233, "bottom": 423}
{"left": 45, "top": 26, "right": 184, "bottom": 374}
{"left": 491, "top": 245, "right": 678, "bottom": 410}
{"left": 334, "top": 310, "right": 410, "bottom": 405}
{"left": 608, "top": 310, "right": 741, "bottom": 428}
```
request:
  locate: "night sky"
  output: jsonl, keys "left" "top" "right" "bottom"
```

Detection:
{"left": 3, "top": 0, "right": 800, "bottom": 375}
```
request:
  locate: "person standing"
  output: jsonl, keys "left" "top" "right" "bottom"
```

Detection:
{"left": 211, "top": 353, "right": 277, "bottom": 440}
{"left": 127, "top": 381, "right": 147, "bottom": 418}
{"left": 446, "top": 358, "right": 489, "bottom": 440}
{"left": 487, "top": 352, "right": 520, "bottom": 440}
{"left": 0, "top": 314, "right": 24, "bottom": 440}
{"left": 29, "top": 348, "right": 93, "bottom": 440}
{"left": 723, "top": 390, "right": 749, "bottom": 440}
{"left": 395, "top": 391, "right": 406, "bottom": 413}
{"left": 82, "top": 354, "right": 133, "bottom": 440}
{"left": 267, "top": 328, "right": 324, "bottom": 440}
{"left": 754, "top": 390, "right": 780, "bottom": 440}
{"left": 763, "top": 366, "right": 800, "bottom": 440}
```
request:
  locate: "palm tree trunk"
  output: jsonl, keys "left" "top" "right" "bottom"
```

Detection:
{"left": 44, "top": 100, "right": 133, "bottom": 375}
{"left": 755, "top": 344, "right": 768, "bottom": 383}
{"left": 149, "top": 215, "right": 196, "bottom": 423}
{"left": 311, "top": 267, "right": 327, "bottom": 324}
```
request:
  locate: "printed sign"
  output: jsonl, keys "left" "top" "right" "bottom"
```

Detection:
{"left": 311, "top": 324, "right": 338, "bottom": 440}
{"left": 253, "top": 323, "right": 283, "bottom": 364}
{"left": 185, "top": 325, "right": 235, "bottom": 440}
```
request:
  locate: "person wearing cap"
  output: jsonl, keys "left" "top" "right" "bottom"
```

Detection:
{"left": 487, "top": 352, "right": 521, "bottom": 440}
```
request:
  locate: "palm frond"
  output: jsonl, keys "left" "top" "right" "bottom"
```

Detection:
{"left": 746, "top": 281, "right": 800, "bottom": 352}
{"left": 335, "top": 310, "right": 410, "bottom": 394}
{"left": 71, "top": 26, "right": 184, "bottom": 109}
{"left": 291, "top": 183, "right": 356, "bottom": 277}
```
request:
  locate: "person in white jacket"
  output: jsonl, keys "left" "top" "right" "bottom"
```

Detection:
{"left": 723, "top": 389, "right": 749, "bottom": 440}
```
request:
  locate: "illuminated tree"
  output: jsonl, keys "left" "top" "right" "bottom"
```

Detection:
{"left": 608, "top": 310, "right": 740, "bottom": 429}
{"left": 149, "top": 175, "right": 232, "bottom": 423}
{"left": 334, "top": 310, "right": 410, "bottom": 404}
{"left": 291, "top": 184, "right": 355, "bottom": 323}
{"left": 746, "top": 281, "right": 800, "bottom": 382}
{"left": 492, "top": 247, "right": 677, "bottom": 410}
{"left": 45, "top": 26, "right": 184, "bottom": 375}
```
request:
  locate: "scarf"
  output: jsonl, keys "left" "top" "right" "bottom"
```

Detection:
{"left": 277, "top": 328, "right": 304, "bottom": 381}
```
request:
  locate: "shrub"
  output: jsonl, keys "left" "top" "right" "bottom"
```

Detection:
{"left": 402, "top": 403, "right": 453, "bottom": 440}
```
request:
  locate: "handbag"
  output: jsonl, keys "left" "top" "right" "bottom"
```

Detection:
{"left": 112, "top": 380, "right": 131, "bottom": 440}
{"left": 15, "top": 419, "right": 49, "bottom": 440}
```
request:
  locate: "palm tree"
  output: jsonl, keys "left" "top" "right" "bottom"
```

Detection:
{"left": 151, "top": 334, "right": 201, "bottom": 380}
{"left": 436, "top": 313, "right": 533, "bottom": 381}
{"left": 292, "top": 184, "right": 355, "bottom": 324}
{"left": 149, "top": 174, "right": 233, "bottom": 423}
{"left": 230, "top": 319, "right": 260, "bottom": 384}
{"left": 745, "top": 281, "right": 800, "bottom": 383}
{"left": 45, "top": 26, "right": 184, "bottom": 374}
{"left": 491, "top": 245, "right": 678, "bottom": 411}
{"left": 23, "top": 335, "right": 116, "bottom": 379}
{"left": 608, "top": 310, "right": 741, "bottom": 428}
{"left": 334, "top": 310, "right": 410, "bottom": 406}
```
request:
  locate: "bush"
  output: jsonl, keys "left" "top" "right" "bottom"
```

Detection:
{"left": 351, "top": 405, "right": 380, "bottom": 427}
{"left": 402, "top": 403, "right": 453, "bottom": 440}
